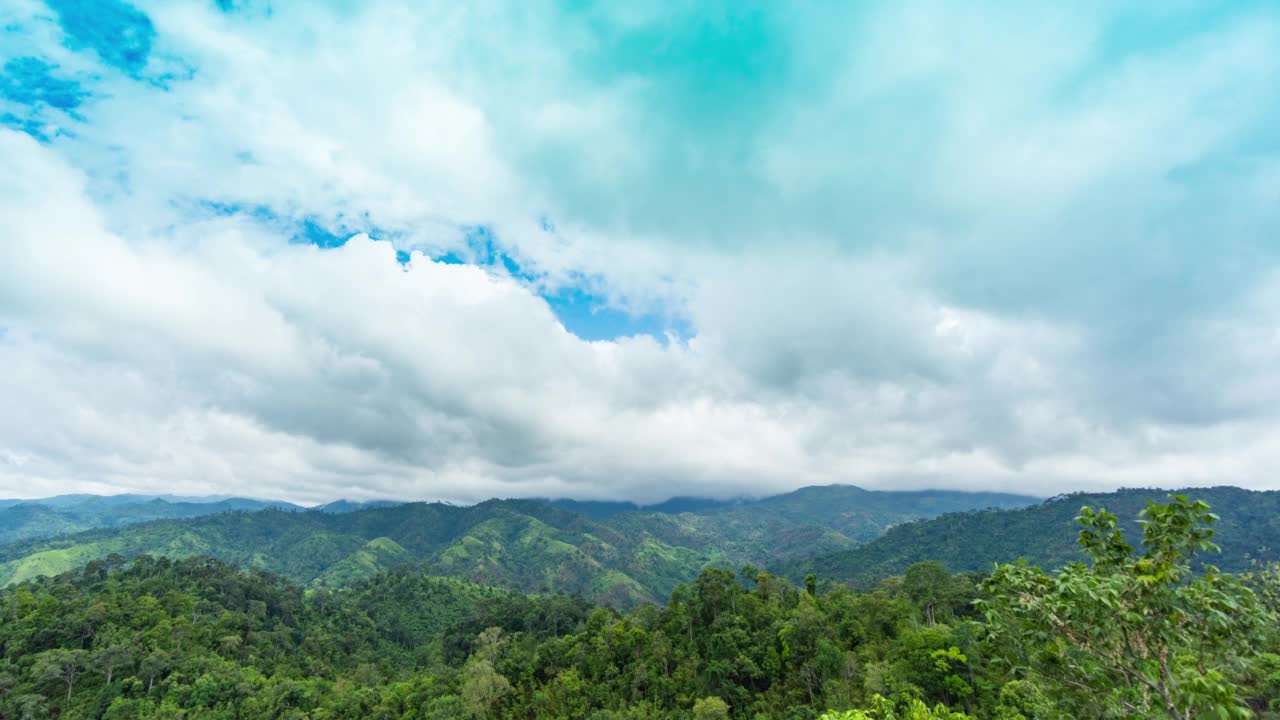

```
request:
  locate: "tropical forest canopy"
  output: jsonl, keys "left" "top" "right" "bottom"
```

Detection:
{"left": 0, "top": 487, "right": 1278, "bottom": 718}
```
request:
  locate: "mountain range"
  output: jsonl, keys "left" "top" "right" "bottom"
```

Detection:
{"left": 0, "top": 493, "right": 404, "bottom": 546}
{"left": 6, "top": 484, "right": 1275, "bottom": 610}
{"left": 782, "top": 485, "right": 1280, "bottom": 587}
{"left": 0, "top": 485, "right": 1036, "bottom": 606}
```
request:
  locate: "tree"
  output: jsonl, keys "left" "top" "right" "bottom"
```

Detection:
{"left": 472, "top": 626, "right": 507, "bottom": 664}
{"left": 33, "top": 649, "right": 88, "bottom": 701}
{"left": 93, "top": 643, "right": 134, "bottom": 685}
{"left": 980, "top": 495, "right": 1265, "bottom": 719}
{"left": 11, "top": 693, "right": 47, "bottom": 720}
{"left": 140, "top": 649, "right": 173, "bottom": 695}
{"left": 819, "top": 695, "right": 974, "bottom": 719}
{"left": 461, "top": 658, "right": 512, "bottom": 718}
{"left": 902, "top": 562, "right": 961, "bottom": 627}
{"left": 692, "top": 695, "right": 730, "bottom": 720}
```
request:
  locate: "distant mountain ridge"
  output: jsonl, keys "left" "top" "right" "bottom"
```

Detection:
{"left": 0, "top": 494, "right": 406, "bottom": 546}
{"left": 0, "top": 486, "right": 1036, "bottom": 547}
{"left": 0, "top": 485, "right": 1040, "bottom": 606}
{"left": 312, "top": 499, "right": 404, "bottom": 514}
{"left": 540, "top": 496, "right": 741, "bottom": 519}
{"left": 0, "top": 496, "right": 301, "bottom": 545}
{"left": 782, "top": 486, "right": 1280, "bottom": 587}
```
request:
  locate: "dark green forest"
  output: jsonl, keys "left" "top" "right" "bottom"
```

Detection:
{"left": 0, "top": 495, "right": 1277, "bottom": 719}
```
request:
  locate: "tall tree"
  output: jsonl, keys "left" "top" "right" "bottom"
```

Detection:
{"left": 92, "top": 643, "right": 134, "bottom": 685}
{"left": 33, "top": 649, "right": 87, "bottom": 701}
{"left": 902, "top": 561, "right": 955, "bottom": 627}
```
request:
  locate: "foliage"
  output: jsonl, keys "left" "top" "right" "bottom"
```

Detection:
{"left": 693, "top": 696, "right": 730, "bottom": 719}
{"left": 819, "top": 695, "right": 976, "bottom": 719}
{"left": 980, "top": 496, "right": 1267, "bottom": 718}
{"left": 0, "top": 495, "right": 1273, "bottom": 719}
{"left": 0, "top": 551, "right": 1014, "bottom": 719}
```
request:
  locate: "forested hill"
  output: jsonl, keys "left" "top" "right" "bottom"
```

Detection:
{"left": 0, "top": 487, "right": 1037, "bottom": 606}
{"left": 543, "top": 486, "right": 1035, "bottom": 531}
{"left": 0, "top": 496, "right": 304, "bottom": 545}
{"left": 0, "top": 495, "right": 412, "bottom": 546}
{"left": 604, "top": 486, "right": 1038, "bottom": 571}
{"left": 0, "top": 500, "right": 687, "bottom": 607}
{"left": 683, "top": 486, "right": 1039, "bottom": 543}
{"left": 1, "top": 514, "right": 1276, "bottom": 719}
{"left": 785, "top": 486, "right": 1280, "bottom": 587}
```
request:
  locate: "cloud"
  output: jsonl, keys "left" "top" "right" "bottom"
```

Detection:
{"left": 0, "top": 0, "right": 1278, "bottom": 502}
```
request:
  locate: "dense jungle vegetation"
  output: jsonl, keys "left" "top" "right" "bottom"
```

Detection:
{"left": 0, "top": 495, "right": 1276, "bottom": 719}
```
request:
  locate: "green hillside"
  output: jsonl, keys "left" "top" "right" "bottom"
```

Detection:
{"left": 0, "top": 486, "right": 1040, "bottom": 606}
{"left": 1, "top": 499, "right": 1276, "bottom": 720}
{"left": 0, "top": 501, "right": 707, "bottom": 606}
{"left": 611, "top": 485, "right": 1038, "bottom": 566}
{"left": 708, "top": 485, "right": 1038, "bottom": 542}
{"left": 785, "top": 486, "right": 1280, "bottom": 587}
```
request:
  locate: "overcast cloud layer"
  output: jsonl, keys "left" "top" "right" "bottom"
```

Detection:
{"left": 1, "top": 0, "right": 1279, "bottom": 504}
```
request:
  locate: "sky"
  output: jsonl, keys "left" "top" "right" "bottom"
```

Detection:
{"left": 1, "top": 0, "right": 1279, "bottom": 504}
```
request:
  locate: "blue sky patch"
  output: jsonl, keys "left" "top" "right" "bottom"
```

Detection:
{"left": 459, "top": 224, "right": 537, "bottom": 281}
{"left": 297, "top": 217, "right": 348, "bottom": 249}
{"left": 0, "top": 57, "right": 88, "bottom": 112}
{"left": 202, "top": 200, "right": 276, "bottom": 223}
{"left": 1, "top": 112, "right": 55, "bottom": 141}
{"left": 197, "top": 202, "right": 687, "bottom": 342}
{"left": 199, "top": 201, "right": 400, "bottom": 249}
{"left": 434, "top": 251, "right": 467, "bottom": 266}
{"left": 46, "top": 0, "right": 155, "bottom": 77}
{"left": 431, "top": 224, "right": 534, "bottom": 279}
{"left": 431, "top": 225, "right": 686, "bottom": 341}
{"left": 542, "top": 286, "right": 689, "bottom": 343}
